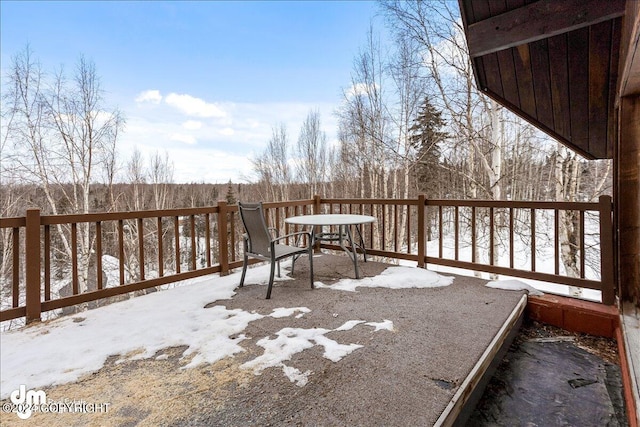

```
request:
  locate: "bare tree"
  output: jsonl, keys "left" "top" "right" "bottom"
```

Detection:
{"left": 296, "top": 110, "right": 328, "bottom": 197}
{"left": 251, "top": 123, "right": 293, "bottom": 202}
{"left": 337, "top": 28, "right": 392, "bottom": 200}
{"left": 3, "top": 46, "right": 125, "bottom": 295}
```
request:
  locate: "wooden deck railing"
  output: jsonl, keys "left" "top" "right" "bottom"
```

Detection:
{"left": 0, "top": 195, "right": 614, "bottom": 324}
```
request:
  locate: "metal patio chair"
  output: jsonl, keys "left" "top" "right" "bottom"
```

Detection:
{"left": 238, "top": 201, "right": 314, "bottom": 299}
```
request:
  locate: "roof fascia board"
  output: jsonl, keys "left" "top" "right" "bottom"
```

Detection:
{"left": 466, "top": 0, "right": 626, "bottom": 58}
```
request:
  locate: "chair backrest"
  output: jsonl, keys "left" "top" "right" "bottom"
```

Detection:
{"left": 238, "top": 202, "right": 272, "bottom": 256}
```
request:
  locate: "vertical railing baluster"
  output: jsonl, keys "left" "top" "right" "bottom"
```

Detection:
{"left": 418, "top": 195, "right": 425, "bottom": 268}
{"left": 489, "top": 207, "right": 495, "bottom": 266}
{"left": 580, "top": 210, "right": 585, "bottom": 278}
{"left": 531, "top": 208, "right": 536, "bottom": 272}
{"left": 96, "top": 222, "right": 102, "bottom": 290}
{"left": 12, "top": 227, "right": 19, "bottom": 308}
{"left": 438, "top": 206, "right": 443, "bottom": 258}
{"left": 71, "top": 222, "right": 78, "bottom": 294}
{"left": 118, "top": 219, "right": 125, "bottom": 285}
{"left": 369, "top": 203, "right": 374, "bottom": 250}
{"left": 44, "top": 224, "right": 51, "bottom": 299}
{"left": 407, "top": 206, "right": 412, "bottom": 255}
{"left": 158, "top": 217, "right": 164, "bottom": 277}
{"left": 554, "top": 209, "right": 560, "bottom": 275}
{"left": 394, "top": 204, "right": 399, "bottom": 252}
{"left": 509, "top": 207, "right": 514, "bottom": 269}
{"left": 205, "top": 213, "right": 211, "bottom": 267}
{"left": 381, "top": 203, "right": 386, "bottom": 252}
{"left": 190, "top": 215, "right": 196, "bottom": 270}
{"left": 471, "top": 206, "right": 477, "bottom": 264}
{"left": 174, "top": 216, "right": 181, "bottom": 274}
{"left": 138, "top": 218, "right": 145, "bottom": 280}
{"left": 454, "top": 206, "right": 459, "bottom": 261}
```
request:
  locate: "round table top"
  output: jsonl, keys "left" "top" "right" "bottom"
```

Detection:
{"left": 284, "top": 214, "right": 376, "bottom": 226}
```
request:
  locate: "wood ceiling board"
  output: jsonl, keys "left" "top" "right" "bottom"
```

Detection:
{"left": 530, "top": 39, "right": 555, "bottom": 131}
{"left": 513, "top": 44, "right": 537, "bottom": 118}
{"left": 567, "top": 27, "right": 590, "bottom": 154}
{"left": 473, "top": 56, "right": 489, "bottom": 93}
{"left": 497, "top": 49, "right": 521, "bottom": 107}
{"left": 608, "top": 20, "right": 622, "bottom": 158}
{"left": 482, "top": 53, "right": 505, "bottom": 98}
{"left": 469, "top": 0, "right": 492, "bottom": 23}
{"left": 480, "top": 85, "right": 595, "bottom": 160}
{"left": 548, "top": 34, "right": 572, "bottom": 140}
{"left": 467, "top": 0, "right": 626, "bottom": 58}
{"left": 588, "top": 20, "right": 614, "bottom": 158}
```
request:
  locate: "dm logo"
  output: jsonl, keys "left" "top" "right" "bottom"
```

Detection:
{"left": 10, "top": 385, "right": 47, "bottom": 419}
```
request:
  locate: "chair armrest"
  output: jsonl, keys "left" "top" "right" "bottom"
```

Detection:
{"left": 271, "top": 230, "right": 313, "bottom": 246}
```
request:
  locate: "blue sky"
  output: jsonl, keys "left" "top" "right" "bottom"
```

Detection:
{"left": 1, "top": 1, "right": 383, "bottom": 183}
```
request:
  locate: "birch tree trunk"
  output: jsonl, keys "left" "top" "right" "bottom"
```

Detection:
{"left": 4, "top": 48, "right": 124, "bottom": 298}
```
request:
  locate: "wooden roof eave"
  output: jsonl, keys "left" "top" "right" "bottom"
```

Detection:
{"left": 459, "top": 0, "right": 627, "bottom": 160}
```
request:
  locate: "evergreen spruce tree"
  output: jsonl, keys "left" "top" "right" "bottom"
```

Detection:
{"left": 225, "top": 180, "right": 237, "bottom": 205}
{"left": 409, "top": 99, "right": 447, "bottom": 198}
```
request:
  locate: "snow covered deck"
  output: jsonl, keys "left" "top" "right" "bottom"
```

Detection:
{"left": 1, "top": 254, "right": 529, "bottom": 426}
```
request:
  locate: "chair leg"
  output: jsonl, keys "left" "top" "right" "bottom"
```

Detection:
{"left": 239, "top": 254, "right": 249, "bottom": 287}
{"left": 308, "top": 248, "right": 314, "bottom": 289}
{"left": 266, "top": 260, "right": 276, "bottom": 299}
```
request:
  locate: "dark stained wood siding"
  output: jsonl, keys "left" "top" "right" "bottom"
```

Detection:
{"left": 568, "top": 27, "right": 590, "bottom": 154}
{"left": 548, "top": 34, "right": 571, "bottom": 140}
{"left": 460, "top": 0, "right": 623, "bottom": 159}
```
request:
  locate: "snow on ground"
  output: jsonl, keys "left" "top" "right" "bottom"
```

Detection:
{"left": 486, "top": 279, "right": 544, "bottom": 296}
{"left": 0, "top": 261, "right": 451, "bottom": 399}
{"left": 423, "top": 237, "right": 603, "bottom": 302}
{"left": 316, "top": 266, "right": 453, "bottom": 291}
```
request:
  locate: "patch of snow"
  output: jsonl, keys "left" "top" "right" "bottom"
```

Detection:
{"left": 282, "top": 365, "right": 312, "bottom": 387}
{"left": 365, "top": 319, "right": 394, "bottom": 332}
{"left": 317, "top": 266, "right": 453, "bottom": 292}
{"left": 0, "top": 261, "right": 405, "bottom": 399}
{"left": 334, "top": 320, "right": 366, "bottom": 331}
{"left": 241, "top": 323, "right": 375, "bottom": 385}
{"left": 486, "top": 279, "right": 544, "bottom": 296}
{"left": 269, "top": 307, "right": 310, "bottom": 319}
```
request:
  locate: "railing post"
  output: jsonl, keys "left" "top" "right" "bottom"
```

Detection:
{"left": 418, "top": 194, "right": 426, "bottom": 268}
{"left": 599, "top": 195, "right": 615, "bottom": 305}
{"left": 313, "top": 194, "right": 321, "bottom": 214}
{"left": 25, "top": 209, "right": 41, "bottom": 323}
{"left": 312, "top": 195, "right": 323, "bottom": 253}
{"left": 217, "top": 201, "right": 230, "bottom": 276}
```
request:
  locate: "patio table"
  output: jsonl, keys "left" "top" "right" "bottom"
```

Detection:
{"left": 284, "top": 214, "right": 376, "bottom": 279}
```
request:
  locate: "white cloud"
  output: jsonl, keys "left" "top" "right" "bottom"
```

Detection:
{"left": 165, "top": 93, "right": 227, "bottom": 118}
{"left": 170, "top": 133, "right": 197, "bottom": 145}
{"left": 120, "top": 95, "right": 339, "bottom": 183}
{"left": 182, "top": 120, "right": 203, "bottom": 130}
{"left": 135, "top": 89, "right": 163, "bottom": 104}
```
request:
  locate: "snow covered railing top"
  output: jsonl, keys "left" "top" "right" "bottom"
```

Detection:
{"left": 0, "top": 195, "right": 614, "bottom": 324}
